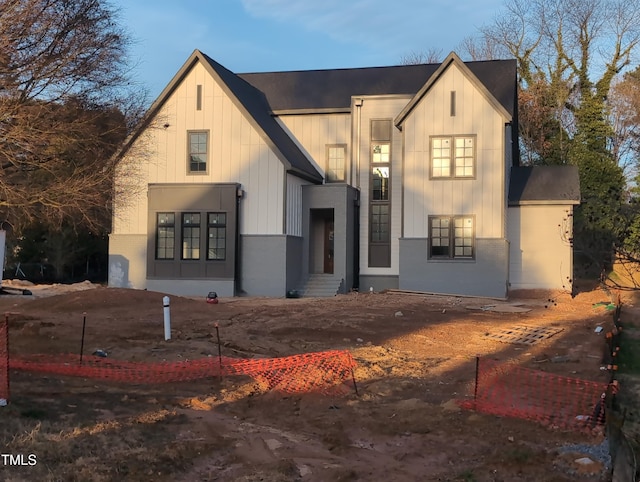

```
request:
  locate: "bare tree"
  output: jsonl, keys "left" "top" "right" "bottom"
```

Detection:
{"left": 0, "top": 0, "right": 144, "bottom": 231}
{"left": 400, "top": 48, "right": 444, "bottom": 65}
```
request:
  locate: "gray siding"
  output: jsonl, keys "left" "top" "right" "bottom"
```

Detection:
{"left": 359, "top": 275, "right": 399, "bottom": 292}
{"left": 302, "top": 184, "right": 358, "bottom": 293}
{"left": 240, "top": 235, "right": 287, "bottom": 296}
{"left": 399, "top": 238, "right": 508, "bottom": 298}
{"left": 286, "top": 236, "right": 304, "bottom": 292}
{"left": 147, "top": 183, "right": 239, "bottom": 282}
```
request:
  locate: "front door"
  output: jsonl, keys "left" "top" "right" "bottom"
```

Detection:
{"left": 324, "top": 220, "right": 334, "bottom": 274}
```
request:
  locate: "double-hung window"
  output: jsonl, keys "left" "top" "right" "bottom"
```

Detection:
{"left": 429, "top": 215, "right": 474, "bottom": 259}
{"left": 431, "top": 135, "right": 475, "bottom": 178}
{"left": 188, "top": 131, "right": 208, "bottom": 173}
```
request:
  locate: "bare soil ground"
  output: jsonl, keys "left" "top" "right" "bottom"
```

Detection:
{"left": 0, "top": 280, "right": 636, "bottom": 481}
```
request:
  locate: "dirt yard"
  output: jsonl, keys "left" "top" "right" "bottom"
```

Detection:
{"left": 0, "top": 280, "right": 634, "bottom": 481}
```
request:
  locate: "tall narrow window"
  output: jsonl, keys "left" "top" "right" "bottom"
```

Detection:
{"left": 369, "top": 119, "right": 392, "bottom": 267}
{"left": 196, "top": 84, "right": 202, "bottom": 111}
{"left": 182, "top": 213, "right": 201, "bottom": 260}
{"left": 429, "top": 215, "right": 474, "bottom": 259}
{"left": 431, "top": 135, "right": 475, "bottom": 178}
{"left": 207, "top": 212, "right": 226, "bottom": 260}
{"left": 326, "top": 144, "right": 346, "bottom": 182}
{"left": 188, "top": 131, "right": 208, "bottom": 173}
{"left": 156, "top": 213, "right": 175, "bottom": 260}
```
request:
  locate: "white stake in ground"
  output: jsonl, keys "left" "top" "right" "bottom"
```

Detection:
{"left": 163, "top": 296, "right": 171, "bottom": 341}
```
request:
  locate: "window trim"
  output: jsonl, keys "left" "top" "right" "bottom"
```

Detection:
{"left": 325, "top": 144, "right": 347, "bottom": 183}
{"left": 429, "top": 134, "right": 476, "bottom": 179}
{"left": 187, "top": 130, "right": 209, "bottom": 174}
{"left": 428, "top": 215, "right": 475, "bottom": 260}
{"left": 206, "top": 212, "right": 227, "bottom": 261}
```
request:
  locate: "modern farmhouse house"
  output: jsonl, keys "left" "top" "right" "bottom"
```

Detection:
{"left": 108, "top": 50, "right": 579, "bottom": 298}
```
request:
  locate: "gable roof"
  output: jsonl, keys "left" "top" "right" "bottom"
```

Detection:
{"left": 121, "top": 50, "right": 517, "bottom": 184}
{"left": 238, "top": 55, "right": 517, "bottom": 116}
{"left": 394, "top": 52, "right": 512, "bottom": 127}
{"left": 120, "top": 50, "right": 323, "bottom": 183}
{"left": 508, "top": 166, "right": 581, "bottom": 205}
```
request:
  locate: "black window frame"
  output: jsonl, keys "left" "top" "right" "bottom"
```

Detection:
{"left": 207, "top": 212, "right": 227, "bottom": 261}
{"left": 428, "top": 215, "right": 475, "bottom": 260}
{"left": 155, "top": 212, "right": 175, "bottom": 260}
{"left": 181, "top": 212, "right": 201, "bottom": 260}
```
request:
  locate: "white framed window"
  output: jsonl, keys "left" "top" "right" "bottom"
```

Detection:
{"left": 429, "top": 215, "right": 474, "bottom": 259}
{"left": 430, "top": 135, "right": 475, "bottom": 178}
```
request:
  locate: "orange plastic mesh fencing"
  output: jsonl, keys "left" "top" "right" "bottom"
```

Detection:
{"left": 10, "top": 349, "right": 357, "bottom": 395}
{"left": 0, "top": 316, "right": 8, "bottom": 405}
{"left": 458, "top": 358, "right": 608, "bottom": 431}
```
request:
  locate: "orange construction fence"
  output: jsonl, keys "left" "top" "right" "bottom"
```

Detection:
{"left": 7, "top": 349, "right": 357, "bottom": 397}
{"left": 459, "top": 357, "right": 609, "bottom": 431}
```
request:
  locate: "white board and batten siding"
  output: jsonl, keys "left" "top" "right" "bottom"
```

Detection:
{"left": 402, "top": 62, "right": 507, "bottom": 240}
{"left": 113, "top": 60, "right": 285, "bottom": 238}
{"left": 357, "top": 96, "right": 413, "bottom": 277}
{"left": 508, "top": 205, "right": 574, "bottom": 290}
{"left": 285, "top": 174, "right": 310, "bottom": 237}
{"left": 110, "top": 60, "right": 287, "bottom": 290}
{"left": 279, "top": 113, "right": 352, "bottom": 183}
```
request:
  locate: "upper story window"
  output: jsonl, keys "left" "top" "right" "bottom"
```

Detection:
{"left": 431, "top": 135, "right": 475, "bottom": 178}
{"left": 429, "top": 215, "right": 475, "bottom": 259}
{"left": 188, "top": 131, "right": 209, "bottom": 173}
{"left": 326, "top": 144, "right": 346, "bottom": 182}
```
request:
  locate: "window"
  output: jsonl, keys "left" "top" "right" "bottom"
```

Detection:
{"left": 326, "top": 144, "right": 346, "bottom": 182}
{"left": 429, "top": 215, "right": 474, "bottom": 259}
{"left": 369, "top": 119, "right": 392, "bottom": 267}
{"left": 431, "top": 135, "right": 475, "bottom": 178}
{"left": 156, "top": 213, "right": 175, "bottom": 260}
{"left": 207, "top": 212, "right": 226, "bottom": 260}
{"left": 188, "top": 131, "right": 208, "bottom": 173}
{"left": 370, "top": 204, "right": 389, "bottom": 243}
{"left": 182, "top": 213, "right": 201, "bottom": 260}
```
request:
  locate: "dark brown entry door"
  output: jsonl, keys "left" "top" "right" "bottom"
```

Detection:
{"left": 324, "top": 220, "right": 334, "bottom": 274}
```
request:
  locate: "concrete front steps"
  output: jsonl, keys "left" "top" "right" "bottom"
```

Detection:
{"left": 301, "top": 274, "right": 342, "bottom": 297}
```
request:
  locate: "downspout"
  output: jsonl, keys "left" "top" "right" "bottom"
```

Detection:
{"left": 354, "top": 98, "right": 363, "bottom": 189}
{"left": 353, "top": 98, "right": 363, "bottom": 290}
{"left": 234, "top": 185, "right": 244, "bottom": 295}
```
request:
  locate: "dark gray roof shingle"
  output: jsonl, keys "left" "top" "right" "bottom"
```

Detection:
{"left": 238, "top": 59, "right": 517, "bottom": 115}
{"left": 508, "top": 166, "right": 580, "bottom": 204}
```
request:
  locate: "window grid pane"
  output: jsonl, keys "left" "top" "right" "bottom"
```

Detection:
{"left": 430, "top": 217, "right": 450, "bottom": 257}
{"left": 189, "top": 132, "right": 208, "bottom": 172}
{"left": 327, "top": 146, "right": 345, "bottom": 182}
{"left": 454, "top": 137, "right": 474, "bottom": 177}
{"left": 207, "top": 212, "right": 227, "bottom": 260}
{"left": 372, "top": 143, "right": 390, "bottom": 163}
{"left": 182, "top": 213, "right": 201, "bottom": 260}
{"left": 156, "top": 213, "right": 175, "bottom": 259}
{"left": 372, "top": 167, "right": 389, "bottom": 200}
{"left": 371, "top": 204, "right": 389, "bottom": 243}
{"left": 432, "top": 138, "right": 451, "bottom": 177}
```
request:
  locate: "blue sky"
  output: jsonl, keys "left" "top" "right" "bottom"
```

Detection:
{"left": 113, "top": 0, "right": 505, "bottom": 100}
